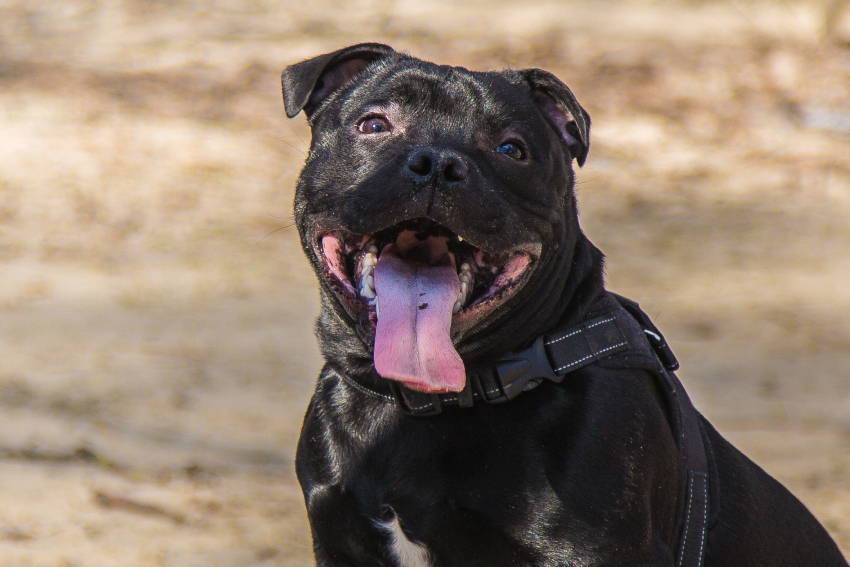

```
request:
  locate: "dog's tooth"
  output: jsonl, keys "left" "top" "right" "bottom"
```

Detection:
{"left": 460, "top": 281, "right": 468, "bottom": 296}
{"left": 358, "top": 264, "right": 374, "bottom": 284}
{"left": 460, "top": 262, "right": 471, "bottom": 273}
{"left": 375, "top": 298, "right": 380, "bottom": 317}
{"left": 452, "top": 300, "right": 462, "bottom": 314}
{"left": 360, "top": 274, "right": 376, "bottom": 296}
{"left": 358, "top": 268, "right": 376, "bottom": 296}
{"left": 363, "top": 252, "right": 377, "bottom": 266}
{"left": 457, "top": 236, "right": 463, "bottom": 242}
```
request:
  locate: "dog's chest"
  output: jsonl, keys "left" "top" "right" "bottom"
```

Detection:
{"left": 375, "top": 514, "right": 433, "bottom": 567}
{"left": 300, "top": 425, "right": 586, "bottom": 566}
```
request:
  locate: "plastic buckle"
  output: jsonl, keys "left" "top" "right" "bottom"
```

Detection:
{"left": 493, "top": 336, "right": 559, "bottom": 402}
{"left": 642, "top": 329, "right": 680, "bottom": 372}
{"left": 611, "top": 292, "right": 680, "bottom": 372}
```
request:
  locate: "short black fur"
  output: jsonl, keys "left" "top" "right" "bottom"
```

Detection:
{"left": 282, "top": 44, "right": 848, "bottom": 566}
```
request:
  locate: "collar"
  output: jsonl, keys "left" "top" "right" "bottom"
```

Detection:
{"left": 342, "top": 291, "right": 680, "bottom": 417}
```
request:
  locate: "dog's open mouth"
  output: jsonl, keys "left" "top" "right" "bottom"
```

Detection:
{"left": 317, "top": 218, "right": 536, "bottom": 393}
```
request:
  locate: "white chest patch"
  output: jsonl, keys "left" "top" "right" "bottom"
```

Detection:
{"left": 375, "top": 515, "right": 433, "bottom": 567}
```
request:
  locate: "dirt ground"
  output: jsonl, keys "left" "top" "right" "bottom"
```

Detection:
{"left": 0, "top": 0, "right": 849, "bottom": 565}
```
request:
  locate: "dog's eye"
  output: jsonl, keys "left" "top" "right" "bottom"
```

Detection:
{"left": 496, "top": 142, "right": 525, "bottom": 160}
{"left": 358, "top": 117, "right": 392, "bottom": 134}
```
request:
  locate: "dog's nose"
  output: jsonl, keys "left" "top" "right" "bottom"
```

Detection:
{"left": 405, "top": 148, "right": 468, "bottom": 186}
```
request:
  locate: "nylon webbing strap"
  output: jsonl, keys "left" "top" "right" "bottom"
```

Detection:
{"left": 544, "top": 315, "right": 628, "bottom": 374}
{"left": 614, "top": 295, "right": 710, "bottom": 567}
{"left": 663, "top": 367, "right": 709, "bottom": 567}
{"left": 679, "top": 470, "right": 708, "bottom": 567}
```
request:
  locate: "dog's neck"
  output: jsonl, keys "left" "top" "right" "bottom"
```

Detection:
{"left": 551, "top": 231, "right": 608, "bottom": 329}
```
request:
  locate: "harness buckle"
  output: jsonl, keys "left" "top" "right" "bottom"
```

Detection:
{"left": 611, "top": 292, "right": 680, "bottom": 371}
{"left": 492, "top": 336, "right": 559, "bottom": 402}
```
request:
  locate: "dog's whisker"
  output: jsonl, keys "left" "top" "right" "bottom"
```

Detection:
{"left": 256, "top": 224, "right": 294, "bottom": 244}
{"left": 575, "top": 175, "right": 603, "bottom": 185}
{"left": 270, "top": 136, "right": 306, "bottom": 155}
{"left": 288, "top": 122, "right": 308, "bottom": 148}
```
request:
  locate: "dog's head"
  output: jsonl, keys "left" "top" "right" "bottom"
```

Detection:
{"left": 282, "top": 43, "right": 602, "bottom": 394}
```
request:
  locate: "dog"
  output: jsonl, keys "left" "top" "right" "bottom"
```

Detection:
{"left": 281, "top": 43, "right": 848, "bottom": 567}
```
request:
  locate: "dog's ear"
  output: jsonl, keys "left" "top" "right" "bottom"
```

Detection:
{"left": 281, "top": 43, "right": 395, "bottom": 119}
{"left": 519, "top": 69, "right": 590, "bottom": 167}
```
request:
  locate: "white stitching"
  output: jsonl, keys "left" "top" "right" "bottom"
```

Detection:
{"left": 545, "top": 328, "right": 582, "bottom": 345}
{"left": 697, "top": 473, "right": 708, "bottom": 566}
{"left": 405, "top": 399, "right": 434, "bottom": 411}
{"left": 485, "top": 387, "right": 501, "bottom": 395}
{"left": 554, "top": 342, "right": 626, "bottom": 373}
{"left": 677, "top": 474, "right": 695, "bottom": 567}
{"left": 678, "top": 472, "right": 708, "bottom": 567}
{"left": 341, "top": 376, "right": 395, "bottom": 402}
{"left": 545, "top": 317, "right": 615, "bottom": 346}
{"left": 342, "top": 374, "right": 434, "bottom": 411}
{"left": 586, "top": 317, "right": 614, "bottom": 329}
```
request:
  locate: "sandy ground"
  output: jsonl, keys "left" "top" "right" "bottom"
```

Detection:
{"left": 0, "top": 0, "right": 849, "bottom": 564}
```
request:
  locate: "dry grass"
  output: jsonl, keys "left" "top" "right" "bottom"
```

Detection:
{"left": 0, "top": 0, "right": 849, "bottom": 564}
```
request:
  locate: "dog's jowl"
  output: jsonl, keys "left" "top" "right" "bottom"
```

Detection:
{"left": 281, "top": 44, "right": 848, "bottom": 567}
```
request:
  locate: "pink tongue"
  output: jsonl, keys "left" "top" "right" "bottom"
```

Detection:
{"left": 373, "top": 250, "right": 465, "bottom": 393}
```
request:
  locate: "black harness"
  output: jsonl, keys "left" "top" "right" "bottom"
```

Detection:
{"left": 344, "top": 292, "right": 713, "bottom": 567}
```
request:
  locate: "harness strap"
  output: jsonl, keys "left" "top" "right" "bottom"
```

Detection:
{"left": 613, "top": 294, "right": 709, "bottom": 567}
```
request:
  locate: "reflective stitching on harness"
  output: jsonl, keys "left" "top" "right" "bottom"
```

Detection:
{"left": 406, "top": 399, "right": 434, "bottom": 411}
{"left": 442, "top": 396, "right": 457, "bottom": 403}
{"left": 677, "top": 477, "right": 695, "bottom": 567}
{"left": 545, "top": 318, "right": 615, "bottom": 346}
{"left": 697, "top": 473, "right": 707, "bottom": 566}
{"left": 554, "top": 341, "right": 627, "bottom": 373}
{"left": 678, "top": 472, "right": 708, "bottom": 567}
{"left": 586, "top": 317, "right": 614, "bottom": 329}
{"left": 545, "top": 328, "right": 581, "bottom": 345}
{"left": 341, "top": 375, "right": 395, "bottom": 402}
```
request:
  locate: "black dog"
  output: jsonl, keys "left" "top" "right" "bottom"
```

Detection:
{"left": 281, "top": 44, "right": 847, "bottom": 567}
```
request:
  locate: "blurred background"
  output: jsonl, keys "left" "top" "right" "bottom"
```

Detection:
{"left": 0, "top": 0, "right": 849, "bottom": 564}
